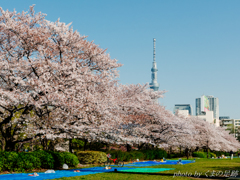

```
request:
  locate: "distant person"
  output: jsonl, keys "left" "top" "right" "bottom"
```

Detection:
{"left": 230, "top": 150, "right": 233, "bottom": 160}
{"left": 107, "top": 153, "right": 111, "bottom": 163}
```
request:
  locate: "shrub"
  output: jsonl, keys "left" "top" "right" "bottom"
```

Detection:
{"left": 0, "top": 150, "right": 79, "bottom": 172}
{"left": 142, "top": 150, "right": 155, "bottom": 160}
{"left": 0, "top": 152, "right": 4, "bottom": 171}
{"left": 168, "top": 153, "right": 184, "bottom": 158}
{"left": 106, "top": 149, "right": 167, "bottom": 161}
{"left": 193, "top": 151, "right": 216, "bottom": 158}
{"left": 214, "top": 151, "right": 224, "bottom": 157}
{"left": 76, "top": 151, "right": 107, "bottom": 164}
{"left": 225, "top": 152, "right": 230, "bottom": 156}
{"left": 154, "top": 149, "right": 168, "bottom": 159}
{"left": 61, "top": 152, "right": 79, "bottom": 167}
{"left": 72, "top": 139, "right": 84, "bottom": 150}
{"left": 47, "top": 151, "right": 65, "bottom": 168}
{"left": 192, "top": 151, "right": 207, "bottom": 158}
{"left": 141, "top": 149, "right": 167, "bottom": 160}
{"left": 209, "top": 152, "right": 216, "bottom": 158}
{"left": 106, "top": 150, "right": 128, "bottom": 161}
{"left": 0, "top": 151, "right": 18, "bottom": 171}
{"left": 32, "top": 150, "right": 54, "bottom": 169}
{"left": 132, "top": 151, "right": 145, "bottom": 160}
{"left": 14, "top": 152, "right": 41, "bottom": 172}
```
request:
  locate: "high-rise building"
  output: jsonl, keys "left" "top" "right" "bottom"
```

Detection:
{"left": 173, "top": 104, "right": 192, "bottom": 116}
{"left": 195, "top": 95, "right": 219, "bottom": 120}
{"left": 207, "top": 95, "right": 219, "bottom": 120}
{"left": 149, "top": 38, "right": 159, "bottom": 103}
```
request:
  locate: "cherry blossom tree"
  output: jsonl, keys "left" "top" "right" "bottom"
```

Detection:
{"left": 0, "top": 5, "right": 239, "bottom": 153}
{"left": 0, "top": 5, "right": 121, "bottom": 150}
{"left": 178, "top": 115, "right": 240, "bottom": 155}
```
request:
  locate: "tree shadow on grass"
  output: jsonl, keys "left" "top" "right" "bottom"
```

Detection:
{"left": 111, "top": 170, "right": 228, "bottom": 179}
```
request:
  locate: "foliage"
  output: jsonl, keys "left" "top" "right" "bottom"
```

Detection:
{"left": 47, "top": 151, "right": 65, "bottom": 168}
{"left": 76, "top": 151, "right": 107, "bottom": 164}
{"left": 0, "top": 5, "right": 240, "bottom": 154}
{"left": 0, "top": 151, "right": 42, "bottom": 172}
{"left": 168, "top": 153, "right": 184, "bottom": 158}
{"left": 14, "top": 152, "right": 41, "bottom": 172}
{"left": 32, "top": 150, "right": 55, "bottom": 169}
{"left": 0, "top": 150, "right": 79, "bottom": 172}
{"left": 106, "top": 149, "right": 167, "bottom": 161}
{"left": 209, "top": 152, "right": 216, "bottom": 158}
{"left": 141, "top": 149, "right": 168, "bottom": 160}
{"left": 72, "top": 139, "right": 84, "bottom": 150}
{"left": 192, "top": 151, "right": 216, "bottom": 158}
{"left": 61, "top": 152, "right": 79, "bottom": 167}
{"left": 0, "top": 157, "right": 3, "bottom": 172}
{"left": 214, "top": 151, "right": 224, "bottom": 157}
{"left": 0, "top": 151, "right": 18, "bottom": 171}
{"left": 192, "top": 151, "right": 207, "bottom": 158}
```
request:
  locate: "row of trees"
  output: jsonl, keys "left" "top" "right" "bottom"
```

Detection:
{"left": 0, "top": 6, "right": 239, "bottom": 153}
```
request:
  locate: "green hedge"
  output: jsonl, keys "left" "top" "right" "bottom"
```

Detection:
{"left": 15, "top": 152, "right": 41, "bottom": 172}
{"left": 106, "top": 149, "right": 167, "bottom": 161}
{"left": 46, "top": 151, "right": 79, "bottom": 168}
{"left": 105, "top": 150, "right": 133, "bottom": 161}
{"left": 168, "top": 153, "right": 184, "bottom": 158}
{"left": 32, "top": 150, "right": 55, "bottom": 169}
{"left": 192, "top": 151, "right": 216, "bottom": 158}
{"left": 209, "top": 152, "right": 217, "bottom": 158}
{"left": 0, "top": 150, "right": 79, "bottom": 172}
{"left": 47, "top": 151, "right": 65, "bottom": 168}
{"left": 76, "top": 151, "right": 107, "bottom": 164}
{"left": 0, "top": 151, "right": 18, "bottom": 171}
{"left": 61, "top": 152, "right": 79, "bottom": 167}
{"left": 193, "top": 152, "right": 207, "bottom": 158}
{"left": 0, "top": 157, "right": 3, "bottom": 171}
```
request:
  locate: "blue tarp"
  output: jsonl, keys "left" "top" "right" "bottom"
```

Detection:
{"left": 0, "top": 160, "right": 194, "bottom": 180}
{"left": 0, "top": 167, "right": 133, "bottom": 180}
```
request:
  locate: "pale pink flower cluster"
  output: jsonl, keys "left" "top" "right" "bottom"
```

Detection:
{"left": 0, "top": 6, "right": 239, "bottom": 152}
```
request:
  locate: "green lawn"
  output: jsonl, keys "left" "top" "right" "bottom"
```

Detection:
{"left": 53, "top": 158, "right": 240, "bottom": 180}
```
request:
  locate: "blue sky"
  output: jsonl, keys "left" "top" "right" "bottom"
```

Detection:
{"left": 1, "top": 0, "right": 240, "bottom": 118}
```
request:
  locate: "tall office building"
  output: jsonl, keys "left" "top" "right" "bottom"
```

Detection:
{"left": 173, "top": 104, "right": 192, "bottom": 116}
{"left": 207, "top": 95, "right": 219, "bottom": 120}
{"left": 196, "top": 98, "right": 202, "bottom": 116}
{"left": 149, "top": 38, "right": 159, "bottom": 103}
{"left": 195, "top": 95, "right": 219, "bottom": 119}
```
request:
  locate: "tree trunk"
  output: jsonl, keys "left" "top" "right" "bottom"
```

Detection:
{"left": 126, "top": 144, "right": 131, "bottom": 152}
{"left": 185, "top": 148, "right": 189, "bottom": 159}
{"left": 5, "top": 139, "right": 16, "bottom": 151}
{"left": 31, "top": 139, "right": 34, "bottom": 151}
{"left": 48, "top": 140, "right": 55, "bottom": 151}
{"left": 41, "top": 137, "right": 48, "bottom": 150}
{"left": 138, "top": 143, "right": 145, "bottom": 150}
{"left": 88, "top": 141, "right": 92, "bottom": 150}
{"left": 84, "top": 139, "right": 88, "bottom": 151}
{"left": 0, "top": 138, "right": 5, "bottom": 151}
{"left": 207, "top": 140, "right": 209, "bottom": 158}
{"left": 69, "top": 139, "right": 73, "bottom": 153}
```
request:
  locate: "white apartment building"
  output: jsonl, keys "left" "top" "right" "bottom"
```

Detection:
{"left": 221, "top": 119, "right": 240, "bottom": 138}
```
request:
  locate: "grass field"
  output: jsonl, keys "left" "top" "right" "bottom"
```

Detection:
{"left": 53, "top": 158, "right": 240, "bottom": 180}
